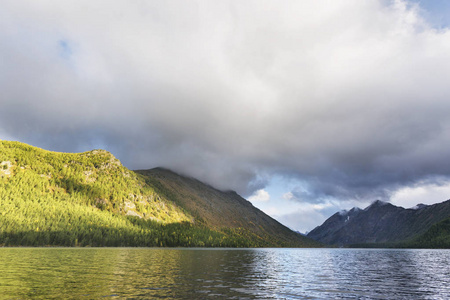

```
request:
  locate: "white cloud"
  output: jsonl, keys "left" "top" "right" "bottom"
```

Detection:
{"left": 248, "top": 189, "right": 270, "bottom": 202}
{"left": 271, "top": 201, "right": 337, "bottom": 233}
{"left": 390, "top": 180, "right": 450, "bottom": 208}
{"left": 282, "top": 192, "right": 295, "bottom": 201}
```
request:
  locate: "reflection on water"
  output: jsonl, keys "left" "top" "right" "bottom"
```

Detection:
{"left": 0, "top": 248, "right": 449, "bottom": 299}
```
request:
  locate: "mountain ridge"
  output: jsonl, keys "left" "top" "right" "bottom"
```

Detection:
{"left": 307, "top": 199, "right": 450, "bottom": 247}
{"left": 136, "top": 167, "right": 311, "bottom": 246}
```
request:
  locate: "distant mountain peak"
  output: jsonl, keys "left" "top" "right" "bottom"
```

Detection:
{"left": 411, "top": 203, "right": 428, "bottom": 210}
{"left": 338, "top": 210, "right": 348, "bottom": 216}
{"left": 338, "top": 206, "right": 362, "bottom": 217}
{"left": 364, "top": 200, "right": 390, "bottom": 210}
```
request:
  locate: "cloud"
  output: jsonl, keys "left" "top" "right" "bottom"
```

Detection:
{"left": 270, "top": 201, "right": 344, "bottom": 233}
{"left": 390, "top": 179, "right": 450, "bottom": 208}
{"left": 1, "top": 0, "right": 450, "bottom": 205}
{"left": 282, "top": 192, "right": 294, "bottom": 201}
{"left": 248, "top": 189, "right": 270, "bottom": 203}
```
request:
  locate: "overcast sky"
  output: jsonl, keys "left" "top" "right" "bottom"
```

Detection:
{"left": 2, "top": 0, "right": 450, "bottom": 232}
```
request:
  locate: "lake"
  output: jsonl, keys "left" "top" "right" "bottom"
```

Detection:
{"left": 0, "top": 248, "right": 449, "bottom": 299}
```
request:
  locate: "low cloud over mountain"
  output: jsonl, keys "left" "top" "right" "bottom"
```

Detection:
{"left": 2, "top": 1, "right": 450, "bottom": 207}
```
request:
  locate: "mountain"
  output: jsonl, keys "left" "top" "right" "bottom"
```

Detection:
{"left": 0, "top": 140, "right": 318, "bottom": 247}
{"left": 407, "top": 217, "right": 450, "bottom": 248}
{"left": 136, "top": 168, "right": 316, "bottom": 247}
{"left": 307, "top": 199, "right": 450, "bottom": 247}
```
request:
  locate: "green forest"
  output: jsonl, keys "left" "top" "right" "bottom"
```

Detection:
{"left": 405, "top": 218, "right": 450, "bottom": 249}
{"left": 0, "top": 141, "right": 304, "bottom": 247}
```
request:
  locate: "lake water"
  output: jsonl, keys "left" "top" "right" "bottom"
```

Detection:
{"left": 0, "top": 248, "right": 449, "bottom": 299}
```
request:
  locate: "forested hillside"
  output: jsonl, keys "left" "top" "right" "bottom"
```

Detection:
{"left": 137, "top": 168, "right": 317, "bottom": 247}
{"left": 0, "top": 140, "right": 316, "bottom": 247}
{"left": 406, "top": 218, "right": 450, "bottom": 248}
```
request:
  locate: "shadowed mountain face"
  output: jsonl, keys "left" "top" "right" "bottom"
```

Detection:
{"left": 136, "top": 168, "right": 320, "bottom": 247}
{"left": 307, "top": 199, "right": 450, "bottom": 246}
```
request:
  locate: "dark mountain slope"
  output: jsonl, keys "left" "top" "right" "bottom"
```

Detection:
{"left": 136, "top": 168, "right": 320, "bottom": 247}
{"left": 307, "top": 199, "right": 450, "bottom": 246}
{"left": 407, "top": 217, "right": 450, "bottom": 248}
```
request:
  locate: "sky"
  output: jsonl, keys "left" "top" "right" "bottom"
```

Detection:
{"left": 2, "top": 0, "right": 450, "bottom": 233}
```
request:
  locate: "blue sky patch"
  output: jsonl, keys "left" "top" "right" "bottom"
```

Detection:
{"left": 58, "top": 39, "right": 73, "bottom": 60}
{"left": 409, "top": 0, "right": 450, "bottom": 28}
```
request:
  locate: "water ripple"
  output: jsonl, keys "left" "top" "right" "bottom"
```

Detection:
{"left": 0, "top": 248, "right": 449, "bottom": 299}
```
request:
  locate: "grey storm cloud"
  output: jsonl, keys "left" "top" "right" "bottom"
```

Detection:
{"left": 2, "top": 0, "right": 450, "bottom": 201}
